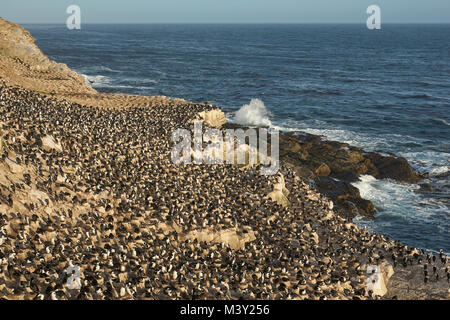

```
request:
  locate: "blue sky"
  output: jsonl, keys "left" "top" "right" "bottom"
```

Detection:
{"left": 1, "top": 0, "right": 449, "bottom": 23}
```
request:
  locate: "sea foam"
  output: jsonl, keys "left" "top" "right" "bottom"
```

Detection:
{"left": 233, "top": 99, "right": 272, "bottom": 127}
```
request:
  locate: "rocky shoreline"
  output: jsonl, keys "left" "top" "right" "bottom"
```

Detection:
{"left": 0, "top": 18, "right": 449, "bottom": 300}
{"left": 279, "top": 130, "right": 422, "bottom": 220}
{"left": 223, "top": 123, "right": 422, "bottom": 221}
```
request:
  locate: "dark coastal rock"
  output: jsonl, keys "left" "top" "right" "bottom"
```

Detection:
{"left": 348, "top": 197, "right": 375, "bottom": 216}
{"left": 365, "top": 152, "right": 421, "bottom": 183}
{"left": 281, "top": 132, "right": 421, "bottom": 184}
{"left": 220, "top": 128, "right": 420, "bottom": 220}
{"left": 314, "top": 176, "right": 374, "bottom": 218}
{"left": 279, "top": 132, "right": 379, "bottom": 182}
{"left": 331, "top": 170, "right": 360, "bottom": 182}
{"left": 340, "top": 197, "right": 375, "bottom": 218}
{"left": 315, "top": 177, "right": 360, "bottom": 201}
{"left": 278, "top": 131, "right": 421, "bottom": 219}
{"left": 279, "top": 132, "right": 376, "bottom": 218}
{"left": 419, "top": 183, "right": 433, "bottom": 192}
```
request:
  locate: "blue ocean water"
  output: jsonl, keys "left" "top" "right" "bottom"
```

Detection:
{"left": 23, "top": 24, "right": 449, "bottom": 253}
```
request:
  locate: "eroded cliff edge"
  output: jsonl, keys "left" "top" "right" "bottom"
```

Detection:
{"left": 0, "top": 17, "right": 190, "bottom": 109}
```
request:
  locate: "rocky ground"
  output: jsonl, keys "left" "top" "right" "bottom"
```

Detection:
{"left": 0, "top": 18, "right": 448, "bottom": 300}
{"left": 278, "top": 131, "right": 422, "bottom": 219}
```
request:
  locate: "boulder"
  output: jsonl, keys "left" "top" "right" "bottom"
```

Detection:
{"left": 418, "top": 183, "right": 434, "bottom": 192}
{"left": 330, "top": 170, "right": 360, "bottom": 182}
{"left": 315, "top": 163, "right": 331, "bottom": 176}
{"left": 315, "top": 177, "right": 360, "bottom": 201}
{"left": 267, "top": 174, "right": 290, "bottom": 207}
{"left": 348, "top": 197, "right": 375, "bottom": 216}
{"left": 315, "top": 177, "right": 374, "bottom": 218}
{"left": 366, "top": 153, "right": 420, "bottom": 183}
{"left": 197, "top": 109, "right": 227, "bottom": 128}
{"left": 365, "top": 262, "right": 395, "bottom": 297}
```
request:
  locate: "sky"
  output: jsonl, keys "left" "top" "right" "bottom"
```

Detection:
{"left": 0, "top": 0, "right": 449, "bottom": 24}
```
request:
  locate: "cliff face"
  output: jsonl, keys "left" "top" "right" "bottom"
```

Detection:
{"left": 0, "top": 18, "right": 188, "bottom": 108}
{"left": 0, "top": 17, "right": 96, "bottom": 96}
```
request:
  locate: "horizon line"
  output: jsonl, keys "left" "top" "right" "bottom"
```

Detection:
{"left": 15, "top": 22, "right": 450, "bottom": 25}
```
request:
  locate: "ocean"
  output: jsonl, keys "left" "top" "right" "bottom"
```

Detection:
{"left": 23, "top": 24, "right": 449, "bottom": 253}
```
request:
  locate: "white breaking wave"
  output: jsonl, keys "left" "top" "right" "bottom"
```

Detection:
{"left": 97, "top": 66, "right": 121, "bottom": 73}
{"left": 120, "top": 77, "right": 158, "bottom": 84}
{"left": 350, "top": 175, "right": 444, "bottom": 221}
{"left": 78, "top": 66, "right": 121, "bottom": 73}
{"left": 233, "top": 99, "right": 272, "bottom": 127}
{"left": 430, "top": 166, "right": 450, "bottom": 176}
{"left": 352, "top": 175, "right": 419, "bottom": 205}
{"left": 400, "top": 150, "right": 450, "bottom": 175}
{"left": 351, "top": 174, "right": 449, "bottom": 254}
